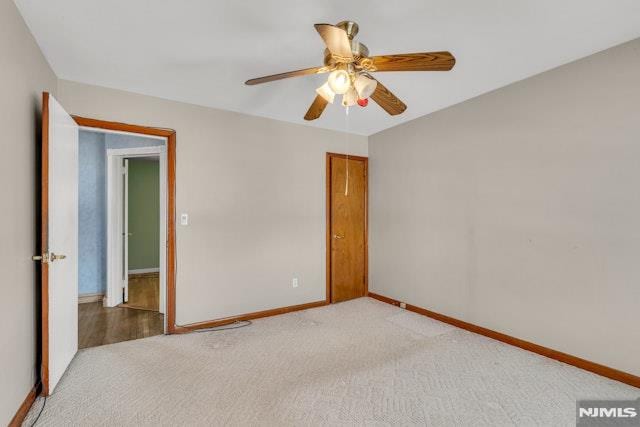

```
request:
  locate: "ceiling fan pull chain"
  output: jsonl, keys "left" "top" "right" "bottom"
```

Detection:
{"left": 345, "top": 106, "right": 350, "bottom": 196}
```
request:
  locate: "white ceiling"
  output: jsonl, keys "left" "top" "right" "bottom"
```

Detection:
{"left": 15, "top": 0, "right": 640, "bottom": 135}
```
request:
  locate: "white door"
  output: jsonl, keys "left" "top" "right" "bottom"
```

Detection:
{"left": 123, "top": 158, "right": 129, "bottom": 302}
{"left": 39, "top": 93, "right": 79, "bottom": 395}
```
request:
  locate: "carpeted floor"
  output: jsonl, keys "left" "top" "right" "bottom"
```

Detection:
{"left": 24, "top": 298, "right": 638, "bottom": 426}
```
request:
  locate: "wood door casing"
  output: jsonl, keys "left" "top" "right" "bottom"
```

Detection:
{"left": 327, "top": 153, "right": 368, "bottom": 303}
{"left": 72, "top": 116, "right": 178, "bottom": 333}
{"left": 41, "top": 92, "right": 50, "bottom": 395}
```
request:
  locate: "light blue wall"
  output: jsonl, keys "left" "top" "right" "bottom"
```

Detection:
{"left": 106, "top": 133, "right": 165, "bottom": 150}
{"left": 77, "top": 131, "right": 165, "bottom": 296}
{"left": 78, "top": 131, "right": 106, "bottom": 295}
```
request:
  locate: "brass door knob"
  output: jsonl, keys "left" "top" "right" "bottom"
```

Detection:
{"left": 32, "top": 252, "right": 66, "bottom": 263}
{"left": 333, "top": 234, "right": 344, "bottom": 239}
{"left": 50, "top": 253, "right": 67, "bottom": 261}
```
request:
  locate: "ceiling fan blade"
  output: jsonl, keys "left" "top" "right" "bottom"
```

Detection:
{"left": 245, "top": 66, "right": 327, "bottom": 85}
{"left": 370, "top": 80, "right": 407, "bottom": 116}
{"left": 314, "top": 24, "right": 353, "bottom": 61}
{"left": 370, "top": 52, "right": 455, "bottom": 72}
{"left": 304, "top": 95, "right": 329, "bottom": 121}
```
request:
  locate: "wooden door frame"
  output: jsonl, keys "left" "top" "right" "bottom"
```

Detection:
{"left": 40, "top": 92, "right": 50, "bottom": 395}
{"left": 325, "top": 152, "right": 368, "bottom": 303}
{"left": 71, "top": 116, "right": 178, "bottom": 336}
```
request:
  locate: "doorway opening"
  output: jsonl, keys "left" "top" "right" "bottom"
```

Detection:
{"left": 116, "top": 156, "right": 163, "bottom": 313}
{"left": 77, "top": 129, "right": 167, "bottom": 349}
{"left": 326, "top": 152, "right": 368, "bottom": 303}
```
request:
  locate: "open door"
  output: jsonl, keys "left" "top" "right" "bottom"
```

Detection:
{"left": 123, "top": 158, "right": 129, "bottom": 303}
{"left": 36, "top": 93, "right": 79, "bottom": 395}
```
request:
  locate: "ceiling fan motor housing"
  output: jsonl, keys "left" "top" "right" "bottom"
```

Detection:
{"left": 323, "top": 21, "right": 369, "bottom": 69}
{"left": 336, "top": 21, "right": 359, "bottom": 39}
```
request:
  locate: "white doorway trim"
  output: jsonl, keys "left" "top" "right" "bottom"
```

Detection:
{"left": 106, "top": 145, "right": 168, "bottom": 322}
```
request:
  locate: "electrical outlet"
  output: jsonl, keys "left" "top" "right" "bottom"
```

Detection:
{"left": 292, "top": 277, "right": 299, "bottom": 288}
{"left": 400, "top": 302, "right": 407, "bottom": 309}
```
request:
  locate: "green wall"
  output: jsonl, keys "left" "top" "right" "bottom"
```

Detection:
{"left": 128, "top": 158, "right": 160, "bottom": 270}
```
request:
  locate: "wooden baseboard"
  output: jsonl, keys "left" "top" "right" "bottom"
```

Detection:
{"left": 173, "top": 300, "right": 328, "bottom": 332}
{"left": 78, "top": 292, "right": 104, "bottom": 304}
{"left": 128, "top": 268, "right": 159, "bottom": 275}
{"left": 8, "top": 384, "right": 38, "bottom": 427}
{"left": 368, "top": 291, "right": 640, "bottom": 389}
{"left": 129, "top": 272, "right": 160, "bottom": 279}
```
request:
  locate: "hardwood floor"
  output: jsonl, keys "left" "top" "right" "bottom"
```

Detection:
{"left": 78, "top": 302, "right": 164, "bottom": 349}
{"left": 120, "top": 273, "right": 159, "bottom": 311}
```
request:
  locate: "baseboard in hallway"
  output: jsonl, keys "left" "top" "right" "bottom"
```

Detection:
{"left": 128, "top": 268, "right": 159, "bottom": 275}
{"left": 78, "top": 292, "right": 104, "bottom": 304}
{"left": 367, "top": 291, "right": 640, "bottom": 389}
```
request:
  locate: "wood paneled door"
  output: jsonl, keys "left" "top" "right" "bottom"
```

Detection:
{"left": 326, "top": 153, "right": 368, "bottom": 303}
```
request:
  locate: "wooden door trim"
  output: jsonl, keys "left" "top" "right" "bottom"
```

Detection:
{"left": 325, "top": 152, "right": 368, "bottom": 304}
{"left": 72, "top": 115, "right": 178, "bottom": 334}
{"left": 40, "top": 92, "right": 50, "bottom": 395}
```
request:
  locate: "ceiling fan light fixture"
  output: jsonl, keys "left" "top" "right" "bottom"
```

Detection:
{"left": 245, "top": 21, "right": 455, "bottom": 121}
{"left": 354, "top": 74, "right": 377, "bottom": 99}
{"left": 328, "top": 69, "right": 351, "bottom": 95}
{"left": 342, "top": 87, "right": 358, "bottom": 107}
{"left": 316, "top": 82, "right": 336, "bottom": 103}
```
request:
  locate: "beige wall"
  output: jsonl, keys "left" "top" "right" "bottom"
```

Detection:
{"left": 5, "top": 2, "right": 638, "bottom": 420}
{"left": 369, "top": 39, "right": 640, "bottom": 376}
{"left": 57, "top": 80, "right": 367, "bottom": 325}
{"left": 0, "top": 0, "right": 57, "bottom": 423}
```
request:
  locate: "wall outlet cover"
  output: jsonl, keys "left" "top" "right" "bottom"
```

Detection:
{"left": 292, "top": 277, "right": 299, "bottom": 288}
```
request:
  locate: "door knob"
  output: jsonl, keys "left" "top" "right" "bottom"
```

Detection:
{"left": 31, "top": 252, "right": 66, "bottom": 263}
{"left": 333, "top": 234, "right": 344, "bottom": 239}
{"left": 50, "top": 253, "right": 66, "bottom": 262}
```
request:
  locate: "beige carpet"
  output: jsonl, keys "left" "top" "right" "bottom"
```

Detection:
{"left": 24, "top": 298, "right": 638, "bottom": 426}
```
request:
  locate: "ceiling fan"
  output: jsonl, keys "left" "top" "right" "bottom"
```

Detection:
{"left": 245, "top": 21, "right": 455, "bottom": 121}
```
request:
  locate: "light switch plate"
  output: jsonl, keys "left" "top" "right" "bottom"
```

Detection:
{"left": 180, "top": 213, "right": 189, "bottom": 226}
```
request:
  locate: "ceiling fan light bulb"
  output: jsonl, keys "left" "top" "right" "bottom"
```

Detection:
{"left": 316, "top": 82, "right": 335, "bottom": 103}
{"left": 354, "top": 74, "right": 377, "bottom": 99}
{"left": 342, "top": 87, "right": 358, "bottom": 107}
{"left": 328, "top": 70, "right": 351, "bottom": 95}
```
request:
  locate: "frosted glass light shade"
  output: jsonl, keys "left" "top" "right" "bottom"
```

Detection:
{"left": 341, "top": 87, "right": 358, "bottom": 107}
{"left": 315, "top": 82, "right": 335, "bottom": 103}
{"left": 328, "top": 70, "right": 351, "bottom": 95}
{"left": 354, "top": 74, "right": 377, "bottom": 99}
